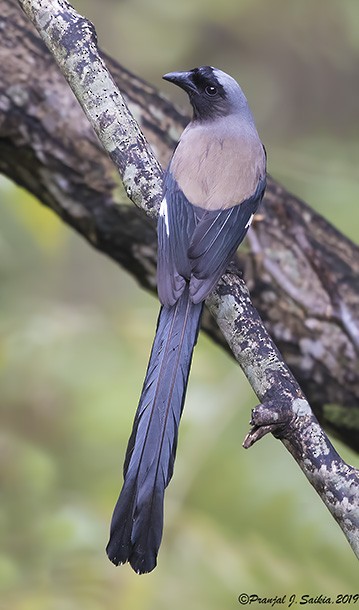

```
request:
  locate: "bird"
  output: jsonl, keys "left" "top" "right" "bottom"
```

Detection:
{"left": 106, "top": 66, "right": 266, "bottom": 574}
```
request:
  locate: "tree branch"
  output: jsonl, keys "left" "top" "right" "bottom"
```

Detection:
{"left": 20, "top": 0, "right": 163, "bottom": 214}
{"left": 10, "top": 0, "right": 359, "bottom": 559}
{"left": 210, "top": 273, "right": 359, "bottom": 558}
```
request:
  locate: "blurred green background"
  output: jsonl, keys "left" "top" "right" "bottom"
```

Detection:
{"left": 1, "top": 0, "right": 359, "bottom": 608}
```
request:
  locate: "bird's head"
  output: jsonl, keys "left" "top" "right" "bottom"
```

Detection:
{"left": 163, "top": 66, "right": 251, "bottom": 122}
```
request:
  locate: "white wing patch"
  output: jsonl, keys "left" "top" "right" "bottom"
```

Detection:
{"left": 160, "top": 197, "right": 170, "bottom": 237}
{"left": 160, "top": 197, "right": 170, "bottom": 236}
{"left": 245, "top": 213, "right": 254, "bottom": 229}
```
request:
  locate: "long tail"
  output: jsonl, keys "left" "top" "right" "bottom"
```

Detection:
{"left": 106, "top": 286, "right": 203, "bottom": 574}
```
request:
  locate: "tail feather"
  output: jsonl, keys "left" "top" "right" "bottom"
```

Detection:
{"left": 106, "top": 286, "right": 203, "bottom": 573}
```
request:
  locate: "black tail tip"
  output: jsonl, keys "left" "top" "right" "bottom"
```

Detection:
{"left": 106, "top": 541, "right": 158, "bottom": 575}
{"left": 106, "top": 536, "right": 129, "bottom": 567}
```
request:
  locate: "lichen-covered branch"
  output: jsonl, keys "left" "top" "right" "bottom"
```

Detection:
{"left": 16, "top": 0, "right": 359, "bottom": 558}
{"left": 210, "top": 273, "right": 359, "bottom": 557}
{"left": 19, "top": 0, "right": 162, "bottom": 215}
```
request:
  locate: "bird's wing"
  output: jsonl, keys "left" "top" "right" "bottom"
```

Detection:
{"left": 157, "top": 171, "right": 197, "bottom": 307}
{"left": 158, "top": 168, "right": 266, "bottom": 306}
{"left": 157, "top": 198, "right": 185, "bottom": 307}
{"left": 188, "top": 176, "right": 266, "bottom": 303}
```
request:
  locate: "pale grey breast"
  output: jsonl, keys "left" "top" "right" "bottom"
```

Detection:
{"left": 170, "top": 116, "right": 265, "bottom": 210}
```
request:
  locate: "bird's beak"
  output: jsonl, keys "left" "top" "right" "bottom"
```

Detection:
{"left": 162, "top": 71, "right": 197, "bottom": 94}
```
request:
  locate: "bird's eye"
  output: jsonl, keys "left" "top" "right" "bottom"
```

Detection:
{"left": 205, "top": 85, "right": 218, "bottom": 96}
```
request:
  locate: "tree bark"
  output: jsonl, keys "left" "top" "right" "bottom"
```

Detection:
{"left": 0, "top": 0, "right": 358, "bottom": 454}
